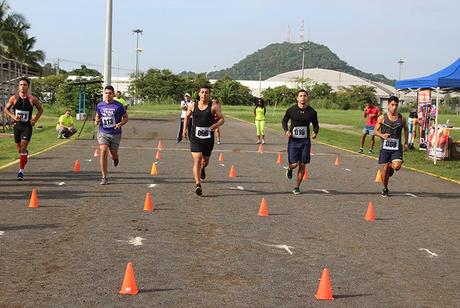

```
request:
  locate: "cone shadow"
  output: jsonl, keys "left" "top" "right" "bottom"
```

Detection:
{"left": 334, "top": 293, "right": 372, "bottom": 299}
{"left": 139, "top": 288, "right": 179, "bottom": 293}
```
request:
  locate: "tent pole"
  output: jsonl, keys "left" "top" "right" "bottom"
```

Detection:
{"left": 433, "top": 87, "right": 440, "bottom": 165}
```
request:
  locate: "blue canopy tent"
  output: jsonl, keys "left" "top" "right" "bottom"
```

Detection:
{"left": 395, "top": 58, "right": 460, "bottom": 164}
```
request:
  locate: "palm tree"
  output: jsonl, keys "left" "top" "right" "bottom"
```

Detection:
{"left": 0, "top": 0, "right": 44, "bottom": 69}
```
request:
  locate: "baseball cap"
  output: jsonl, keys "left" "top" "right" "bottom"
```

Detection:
{"left": 184, "top": 93, "right": 191, "bottom": 97}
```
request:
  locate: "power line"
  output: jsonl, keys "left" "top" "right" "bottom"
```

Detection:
{"left": 47, "top": 57, "right": 134, "bottom": 72}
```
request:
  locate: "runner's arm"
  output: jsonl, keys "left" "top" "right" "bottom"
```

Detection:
{"left": 30, "top": 97, "right": 43, "bottom": 126}
{"left": 402, "top": 116, "right": 409, "bottom": 150}
{"left": 3, "top": 96, "right": 19, "bottom": 121}
{"left": 311, "top": 110, "right": 319, "bottom": 139}
{"left": 115, "top": 111, "right": 128, "bottom": 129}
{"left": 373, "top": 115, "right": 388, "bottom": 139}
{"left": 281, "top": 109, "right": 291, "bottom": 137}
{"left": 210, "top": 103, "right": 224, "bottom": 131}
{"left": 182, "top": 103, "right": 193, "bottom": 139}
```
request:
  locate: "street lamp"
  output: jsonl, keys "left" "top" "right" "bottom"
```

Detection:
{"left": 397, "top": 59, "right": 405, "bottom": 80}
{"left": 132, "top": 29, "right": 143, "bottom": 78}
{"left": 103, "top": 0, "right": 113, "bottom": 87}
{"left": 299, "top": 45, "right": 308, "bottom": 89}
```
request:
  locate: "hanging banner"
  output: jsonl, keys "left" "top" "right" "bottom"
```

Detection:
{"left": 417, "top": 89, "right": 431, "bottom": 149}
{"left": 427, "top": 126, "right": 450, "bottom": 160}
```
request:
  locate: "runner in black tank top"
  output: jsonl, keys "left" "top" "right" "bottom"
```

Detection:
{"left": 182, "top": 86, "right": 225, "bottom": 196}
{"left": 374, "top": 96, "right": 409, "bottom": 197}
{"left": 4, "top": 77, "right": 43, "bottom": 180}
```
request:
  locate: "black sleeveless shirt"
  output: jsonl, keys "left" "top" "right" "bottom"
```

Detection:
{"left": 12, "top": 95, "right": 34, "bottom": 125}
{"left": 191, "top": 101, "right": 214, "bottom": 143}
{"left": 381, "top": 113, "right": 403, "bottom": 149}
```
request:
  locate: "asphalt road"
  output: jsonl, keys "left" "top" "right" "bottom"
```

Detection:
{"left": 0, "top": 115, "right": 459, "bottom": 307}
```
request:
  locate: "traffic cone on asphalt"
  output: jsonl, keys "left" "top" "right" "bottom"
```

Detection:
{"left": 74, "top": 160, "right": 81, "bottom": 173}
{"left": 315, "top": 268, "right": 334, "bottom": 300}
{"left": 119, "top": 263, "right": 139, "bottom": 295}
{"left": 28, "top": 188, "right": 39, "bottom": 208}
{"left": 229, "top": 165, "right": 237, "bottom": 178}
{"left": 303, "top": 168, "right": 309, "bottom": 180}
{"left": 258, "top": 143, "right": 264, "bottom": 154}
{"left": 144, "top": 192, "right": 154, "bottom": 212}
{"left": 150, "top": 162, "right": 158, "bottom": 176}
{"left": 258, "top": 197, "right": 269, "bottom": 217}
{"left": 276, "top": 152, "right": 283, "bottom": 164}
{"left": 155, "top": 150, "right": 161, "bottom": 160}
{"left": 375, "top": 169, "right": 382, "bottom": 183}
{"left": 93, "top": 148, "right": 100, "bottom": 157}
{"left": 334, "top": 155, "right": 340, "bottom": 166}
{"left": 218, "top": 153, "right": 224, "bottom": 162}
{"left": 157, "top": 140, "right": 164, "bottom": 150}
{"left": 364, "top": 202, "right": 375, "bottom": 222}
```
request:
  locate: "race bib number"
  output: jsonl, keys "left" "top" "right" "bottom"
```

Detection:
{"left": 292, "top": 126, "right": 308, "bottom": 138}
{"left": 195, "top": 126, "right": 211, "bottom": 139}
{"left": 15, "top": 110, "right": 29, "bottom": 122}
{"left": 101, "top": 116, "right": 116, "bottom": 128}
{"left": 383, "top": 138, "right": 399, "bottom": 151}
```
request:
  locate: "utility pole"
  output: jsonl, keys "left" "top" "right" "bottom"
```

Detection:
{"left": 398, "top": 59, "right": 405, "bottom": 80}
{"left": 133, "top": 29, "right": 143, "bottom": 77}
{"left": 55, "top": 57, "right": 60, "bottom": 75}
{"left": 103, "top": 0, "right": 113, "bottom": 87}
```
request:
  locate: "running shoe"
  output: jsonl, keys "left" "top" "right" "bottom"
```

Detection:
{"left": 100, "top": 177, "right": 108, "bottom": 185}
{"left": 368, "top": 149, "right": 373, "bottom": 154}
{"left": 292, "top": 187, "right": 301, "bottom": 195}
{"left": 16, "top": 171, "right": 24, "bottom": 181}
{"left": 381, "top": 188, "right": 389, "bottom": 197}
{"left": 256, "top": 140, "right": 261, "bottom": 144}
{"left": 113, "top": 159, "right": 119, "bottom": 167}
{"left": 195, "top": 184, "right": 202, "bottom": 196}
{"left": 389, "top": 167, "right": 394, "bottom": 177}
{"left": 261, "top": 140, "right": 265, "bottom": 144}
{"left": 286, "top": 168, "right": 293, "bottom": 180}
{"left": 200, "top": 168, "right": 206, "bottom": 180}
{"left": 358, "top": 148, "right": 364, "bottom": 154}
{"left": 217, "top": 141, "right": 221, "bottom": 145}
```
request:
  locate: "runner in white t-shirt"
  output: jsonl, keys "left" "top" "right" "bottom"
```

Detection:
{"left": 177, "top": 93, "right": 193, "bottom": 143}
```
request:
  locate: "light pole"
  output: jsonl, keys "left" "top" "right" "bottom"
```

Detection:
{"left": 132, "top": 29, "right": 143, "bottom": 78}
{"left": 103, "top": 0, "right": 113, "bottom": 87}
{"left": 112, "top": 50, "right": 120, "bottom": 91}
{"left": 397, "top": 58, "right": 405, "bottom": 80}
{"left": 299, "top": 45, "right": 308, "bottom": 89}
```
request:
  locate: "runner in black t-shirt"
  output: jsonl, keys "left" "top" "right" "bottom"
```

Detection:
{"left": 182, "top": 86, "right": 224, "bottom": 196}
{"left": 281, "top": 89, "right": 319, "bottom": 195}
{"left": 4, "top": 77, "right": 43, "bottom": 180}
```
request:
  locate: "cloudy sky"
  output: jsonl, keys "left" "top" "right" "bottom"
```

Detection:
{"left": 8, "top": 0, "right": 460, "bottom": 80}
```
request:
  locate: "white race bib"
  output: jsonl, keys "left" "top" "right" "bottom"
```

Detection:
{"left": 383, "top": 138, "right": 399, "bottom": 151}
{"left": 102, "top": 115, "right": 116, "bottom": 128}
{"left": 195, "top": 126, "right": 211, "bottom": 139}
{"left": 15, "top": 110, "right": 29, "bottom": 122}
{"left": 292, "top": 126, "right": 308, "bottom": 138}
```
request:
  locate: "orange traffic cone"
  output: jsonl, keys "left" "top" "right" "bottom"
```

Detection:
{"left": 150, "top": 162, "right": 158, "bottom": 176}
{"left": 94, "top": 148, "right": 100, "bottom": 157}
{"left": 144, "top": 192, "right": 154, "bottom": 212}
{"left": 157, "top": 140, "right": 164, "bottom": 150}
{"left": 229, "top": 165, "right": 237, "bottom": 178}
{"left": 218, "top": 153, "right": 224, "bottom": 162}
{"left": 119, "top": 263, "right": 139, "bottom": 295}
{"left": 258, "top": 143, "right": 264, "bottom": 154}
{"left": 315, "top": 268, "right": 334, "bottom": 300}
{"left": 155, "top": 150, "right": 161, "bottom": 160}
{"left": 364, "top": 202, "right": 375, "bottom": 222}
{"left": 258, "top": 197, "right": 269, "bottom": 217}
{"left": 334, "top": 155, "right": 340, "bottom": 166}
{"left": 28, "top": 188, "right": 39, "bottom": 208}
{"left": 303, "top": 168, "right": 309, "bottom": 180}
{"left": 276, "top": 152, "right": 284, "bottom": 164}
{"left": 375, "top": 169, "right": 382, "bottom": 183}
{"left": 74, "top": 160, "right": 81, "bottom": 173}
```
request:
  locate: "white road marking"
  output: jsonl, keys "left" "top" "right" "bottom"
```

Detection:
{"left": 148, "top": 184, "right": 157, "bottom": 188}
{"left": 405, "top": 193, "right": 417, "bottom": 198}
{"left": 219, "top": 164, "right": 225, "bottom": 167}
{"left": 418, "top": 248, "right": 438, "bottom": 258}
{"left": 0, "top": 231, "right": 4, "bottom": 236}
{"left": 57, "top": 182, "right": 65, "bottom": 186}
{"left": 86, "top": 159, "right": 92, "bottom": 162}
{"left": 345, "top": 168, "right": 351, "bottom": 172}
{"left": 257, "top": 242, "right": 294, "bottom": 255}
{"left": 237, "top": 186, "right": 245, "bottom": 190}
{"left": 116, "top": 237, "right": 146, "bottom": 246}
{"left": 314, "top": 189, "right": 330, "bottom": 194}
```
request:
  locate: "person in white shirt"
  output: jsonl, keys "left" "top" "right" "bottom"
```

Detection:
{"left": 177, "top": 93, "right": 193, "bottom": 143}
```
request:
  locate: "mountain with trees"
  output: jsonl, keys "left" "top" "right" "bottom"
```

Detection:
{"left": 206, "top": 42, "right": 393, "bottom": 85}
{"left": 0, "top": 0, "right": 45, "bottom": 71}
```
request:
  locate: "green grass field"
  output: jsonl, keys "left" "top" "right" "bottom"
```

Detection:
{"left": 1, "top": 104, "right": 459, "bottom": 182}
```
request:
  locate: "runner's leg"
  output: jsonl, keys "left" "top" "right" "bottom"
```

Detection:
{"left": 99, "top": 144, "right": 109, "bottom": 179}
